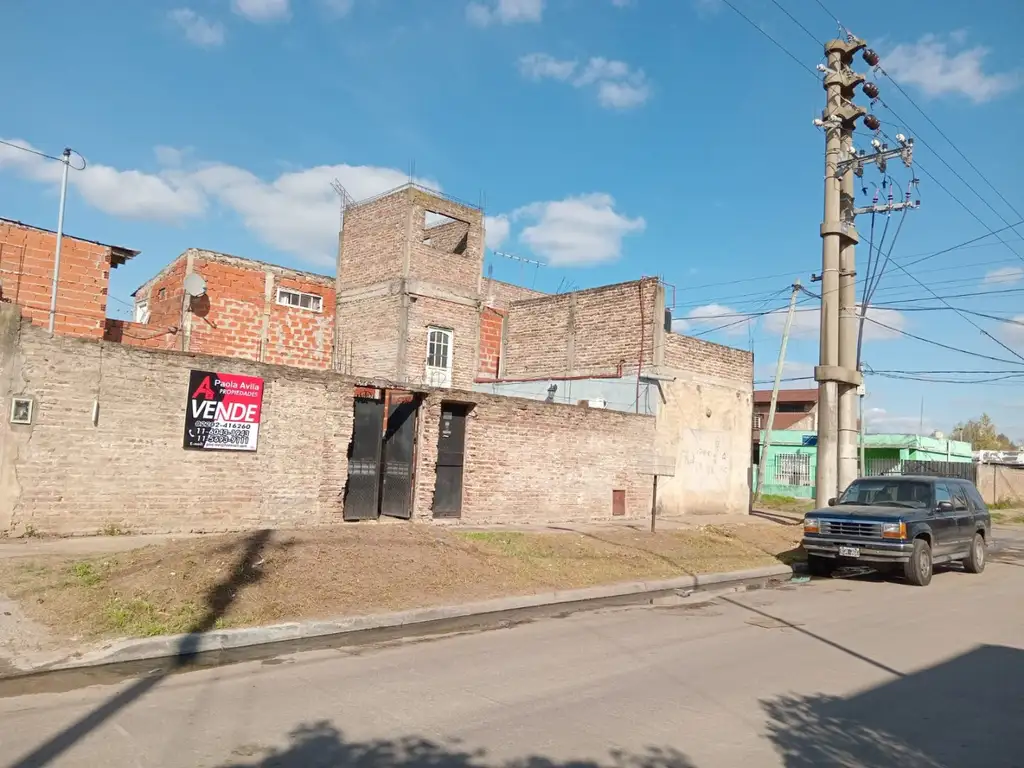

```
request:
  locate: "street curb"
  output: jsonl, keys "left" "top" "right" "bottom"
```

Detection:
{"left": 15, "top": 563, "right": 795, "bottom": 675}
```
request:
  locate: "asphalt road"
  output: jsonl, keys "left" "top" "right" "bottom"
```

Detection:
{"left": 1, "top": 549, "right": 1023, "bottom": 768}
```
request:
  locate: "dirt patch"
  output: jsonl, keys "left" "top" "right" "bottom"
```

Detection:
{"left": 0, "top": 522, "right": 800, "bottom": 646}
{"left": 991, "top": 510, "right": 1024, "bottom": 526}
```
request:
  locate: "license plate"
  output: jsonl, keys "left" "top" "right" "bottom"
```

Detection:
{"left": 838, "top": 546, "right": 861, "bottom": 558}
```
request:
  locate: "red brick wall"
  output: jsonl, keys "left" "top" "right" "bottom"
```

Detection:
{"left": 478, "top": 307, "right": 504, "bottom": 378}
{"left": 103, "top": 320, "right": 179, "bottom": 349}
{"left": 126, "top": 251, "right": 335, "bottom": 369}
{"left": 502, "top": 278, "right": 659, "bottom": 379}
{"left": 0, "top": 220, "right": 113, "bottom": 338}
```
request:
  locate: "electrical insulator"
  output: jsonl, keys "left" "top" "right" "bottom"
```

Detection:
{"left": 862, "top": 82, "right": 880, "bottom": 99}
{"left": 863, "top": 49, "right": 880, "bottom": 67}
{"left": 863, "top": 114, "right": 881, "bottom": 131}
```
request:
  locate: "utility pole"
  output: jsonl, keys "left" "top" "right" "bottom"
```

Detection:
{"left": 47, "top": 148, "right": 72, "bottom": 336}
{"left": 812, "top": 35, "right": 918, "bottom": 507}
{"left": 753, "top": 281, "right": 801, "bottom": 507}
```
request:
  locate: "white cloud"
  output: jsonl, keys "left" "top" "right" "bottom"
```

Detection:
{"left": 0, "top": 138, "right": 205, "bottom": 221}
{"left": 485, "top": 214, "right": 510, "bottom": 250}
{"left": 983, "top": 265, "right": 1024, "bottom": 285}
{"left": 232, "top": 0, "right": 290, "bottom": 23}
{"left": 186, "top": 162, "right": 436, "bottom": 265}
{"left": 467, "top": 0, "right": 542, "bottom": 26}
{"left": 998, "top": 315, "right": 1024, "bottom": 348}
{"left": 674, "top": 303, "right": 750, "bottom": 337}
{"left": 762, "top": 305, "right": 906, "bottom": 341}
{"left": 864, "top": 407, "right": 936, "bottom": 435}
{"left": 754, "top": 360, "right": 815, "bottom": 383}
{"left": 0, "top": 138, "right": 437, "bottom": 266}
{"left": 882, "top": 33, "right": 1018, "bottom": 103}
{"left": 512, "top": 193, "right": 644, "bottom": 266}
{"left": 517, "top": 53, "right": 652, "bottom": 109}
{"left": 168, "top": 8, "right": 225, "bottom": 48}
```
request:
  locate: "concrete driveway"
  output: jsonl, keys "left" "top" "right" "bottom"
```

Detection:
{"left": 1, "top": 540, "right": 1021, "bottom": 767}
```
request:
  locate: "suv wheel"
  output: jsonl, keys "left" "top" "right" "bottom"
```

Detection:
{"left": 807, "top": 554, "right": 834, "bottom": 578}
{"left": 963, "top": 531, "right": 986, "bottom": 574}
{"left": 904, "top": 538, "right": 933, "bottom": 586}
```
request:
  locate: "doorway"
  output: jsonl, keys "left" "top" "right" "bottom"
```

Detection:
{"left": 343, "top": 389, "right": 421, "bottom": 521}
{"left": 432, "top": 402, "right": 469, "bottom": 518}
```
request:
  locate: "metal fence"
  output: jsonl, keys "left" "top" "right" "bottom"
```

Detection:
{"left": 864, "top": 457, "right": 902, "bottom": 477}
{"left": 901, "top": 460, "right": 977, "bottom": 483}
{"left": 773, "top": 453, "right": 813, "bottom": 486}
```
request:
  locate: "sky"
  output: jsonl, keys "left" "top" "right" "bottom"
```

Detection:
{"left": 2, "top": 0, "right": 1023, "bottom": 440}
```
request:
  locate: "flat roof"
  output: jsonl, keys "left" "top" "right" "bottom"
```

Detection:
{"left": 0, "top": 216, "right": 139, "bottom": 267}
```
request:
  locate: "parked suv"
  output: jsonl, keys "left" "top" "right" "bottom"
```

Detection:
{"left": 802, "top": 475, "right": 991, "bottom": 586}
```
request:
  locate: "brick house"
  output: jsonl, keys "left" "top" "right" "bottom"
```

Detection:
{"left": 751, "top": 388, "right": 818, "bottom": 464}
{"left": 109, "top": 249, "right": 337, "bottom": 369}
{"left": 0, "top": 217, "right": 138, "bottom": 339}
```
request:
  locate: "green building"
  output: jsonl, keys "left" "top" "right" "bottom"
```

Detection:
{"left": 753, "top": 430, "right": 973, "bottom": 499}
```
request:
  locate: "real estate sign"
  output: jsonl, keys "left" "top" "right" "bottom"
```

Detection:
{"left": 183, "top": 369, "right": 265, "bottom": 451}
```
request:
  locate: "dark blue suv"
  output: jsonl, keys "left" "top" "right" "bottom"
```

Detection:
{"left": 802, "top": 475, "right": 991, "bottom": 586}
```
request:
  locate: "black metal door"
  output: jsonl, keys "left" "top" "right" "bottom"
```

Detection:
{"left": 343, "top": 397, "right": 385, "bottom": 521}
{"left": 433, "top": 403, "right": 468, "bottom": 518}
{"left": 380, "top": 396, "right": 418, "bottom": 519}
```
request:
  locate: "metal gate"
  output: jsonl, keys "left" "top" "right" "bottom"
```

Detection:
{"left": 901, "top": 460, "right": 977, "bottom": 483}
{"left": 343, "top": 396, "right": 385, "bottom": 521}
{"left": 380, "top": 394, "right": 418, "bottom": 519}
{"left": 433, "top": 403, "right": 468, "bottom": 518}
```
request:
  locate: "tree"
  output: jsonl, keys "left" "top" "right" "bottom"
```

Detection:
{"left": 950, "top": 413, "right": 1018, "bottom": 450}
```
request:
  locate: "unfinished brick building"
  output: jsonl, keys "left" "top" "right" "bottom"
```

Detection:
{"left": 109, "top": 249, "right": 337, "bottom": 369}
{"left": 0, "top": 217, "right": 138, "bottom": 339}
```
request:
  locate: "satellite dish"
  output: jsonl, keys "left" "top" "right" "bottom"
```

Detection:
{"left": 183, "top": 273, "right": 207, "bottom": 297}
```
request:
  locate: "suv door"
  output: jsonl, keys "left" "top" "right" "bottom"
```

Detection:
{"left": 960, "top": 481, "right": 989, "bottom": 538}
{"left": 931, "top": 483, "right": 959, "bottom": 554}
{"left": 948, "top": 482, "right": 973, "bottom": 551}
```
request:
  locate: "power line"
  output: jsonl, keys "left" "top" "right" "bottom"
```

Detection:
{"left": 862, "top": 316, "right": 1024, "bottom": 366}
{"left": 718, "top": 0, "right": 819, "bottom": 78}
{"left": 766, "top": 0, "right": 822, "bottom": 46}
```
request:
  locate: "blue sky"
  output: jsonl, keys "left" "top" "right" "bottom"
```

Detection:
{"left": 2, "top": 0, "right": 1023, "bottom": 439}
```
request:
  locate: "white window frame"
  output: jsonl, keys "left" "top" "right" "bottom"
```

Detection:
{"left": 10, "top": 396, "right": 34, "bottom": 425}
{"left": 133, "top": 300, "right": 149, "bottom": 324}
{"left": 276, "top": 287, "right": 323, "bottom": 313}
{"left": 425, "top": 326, "right": 454, "bottom": 388}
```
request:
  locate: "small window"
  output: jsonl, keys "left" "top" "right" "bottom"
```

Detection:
{"left": 133, "top": 301, "right": 149, "bottom": 324}
{"left": 158, "top": 287, "right": 167, "bottom": 299}
{"left": 426, "top": 328, "right": 452, "bottom": 370}
{"left": 753, "top": 413, "right": 763, "bottom": 429}
{"left": 962, "top": 482, "right": 987, "bottom": 512}
{"left": 276, "top": 288, "right": 323, "bottom": 313}
{"left": 10, "top": 397, "right": 34, "bottom": 425}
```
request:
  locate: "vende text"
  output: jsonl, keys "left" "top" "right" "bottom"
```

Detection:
{"left": 191, "top": 401, "right": 259, "bottom": 423}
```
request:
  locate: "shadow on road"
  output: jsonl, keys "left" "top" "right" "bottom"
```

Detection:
{"left": 216, "top": 721, "right": 697, "bottom": 768}
{"left": 7, "top": 529, "right": 278, "bottom": 768}
{"left": 762, "top": 644, "right": 1023, "bottom": 767}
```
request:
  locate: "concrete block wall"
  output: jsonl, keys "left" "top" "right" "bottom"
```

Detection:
{"left": 1, "top": 305, "right": 659, "bottom": 535}
{"left": 405, "top": 294, "right": 480, "bottom": 389}
{"left": 656, "top": 332, "right": 754, "bottom": 516}
{"left": 0, "top": 219, "right": 128, "bottom": 339}
{"left": 413, "top": 390, "right": 655, "bottom": 524}
{"left": 0, "top": 305, "right": 353, "bottom": 536}
{"left": 502, "top": 278, "right": 660, "bottom": 379}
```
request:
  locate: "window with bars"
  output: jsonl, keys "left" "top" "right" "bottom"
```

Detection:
{"left": 753, "top": 413, "right": 763, "bottom": 429}
{"left": 773, "top": 453, "right": 812, "bottom": 486}
{"left": 276, "top": 288, "right": 323, "bottom": 312}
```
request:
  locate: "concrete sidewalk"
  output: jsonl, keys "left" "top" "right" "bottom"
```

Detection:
{"left": 0, "top": 533, "right": 197, "bottom": 560}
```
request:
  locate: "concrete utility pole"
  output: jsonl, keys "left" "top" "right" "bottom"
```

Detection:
{"left": 47, "top": 148, "right": 72, "bottom": 336}
{"left": 753, "top": 281, "right": 802, "bottom": 507}
{"left": 812, "top": 35, "right": 917, "bottom": 507}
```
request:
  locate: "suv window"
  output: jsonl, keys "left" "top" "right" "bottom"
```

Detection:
{"left": 935, "top": 483, "right": 952, "bottom": 504}
{"left": 961, "top": 482, "right": 988, "bottom": 512}
{"left": 950, "top": 483, "right": 969, "bottom": 511}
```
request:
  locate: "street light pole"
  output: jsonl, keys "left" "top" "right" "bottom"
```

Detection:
{"left": 47, "top": 148, "right": 72, "bottom": 336}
